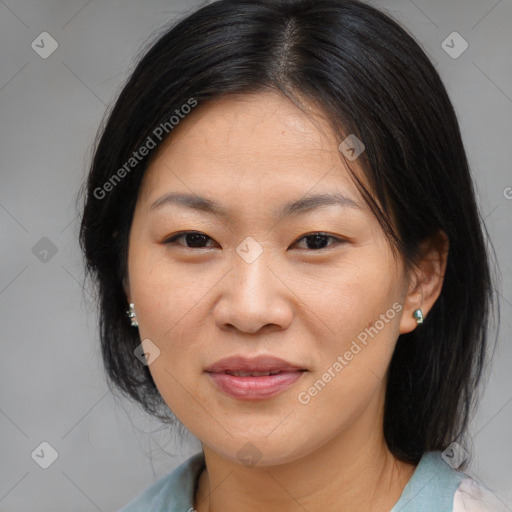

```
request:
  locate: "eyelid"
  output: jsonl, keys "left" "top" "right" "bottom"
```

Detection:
{"left": 161, "top": 230, "right": 347, "bottom": 250}
{"left": 161, "top": 230, "right": 217, "bottom": 247}
{"left": 291, "top": 232, "right": 346, "bottom": 250}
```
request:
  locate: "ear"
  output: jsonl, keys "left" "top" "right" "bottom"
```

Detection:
{"left": 399, "top": 231, "right": 449, "bottom": 334}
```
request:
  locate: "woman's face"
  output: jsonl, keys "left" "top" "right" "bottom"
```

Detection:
{"left": 126, "top": 91, "right": 415, "bottom": 466}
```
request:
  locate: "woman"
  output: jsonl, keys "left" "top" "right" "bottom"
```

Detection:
{"left": 79, "top": 0, "right": 504, "bottom": 510}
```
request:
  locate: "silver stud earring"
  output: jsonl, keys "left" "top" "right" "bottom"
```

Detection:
{"left": 127, "top": 303, "right": 138, "bottom": 327}
{"left": 413, "top": 308, "right": 424, "bottom": 324}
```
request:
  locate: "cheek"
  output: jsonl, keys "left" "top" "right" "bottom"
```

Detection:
{"left": 127, "top": 248, "right": 220, "bottom": 398}
{"left": 293, "top": 246, "right": 403, "bottom": 351}
{"left": 129, "top": 247, "right": 216, "bottom": 340}
{"left": 291, "top": 244, "right": 404, "bottom": 402}
{"left": 293, "top": 291, "right": 402, "bottom": 438}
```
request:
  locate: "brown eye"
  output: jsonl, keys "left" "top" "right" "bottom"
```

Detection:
{"left": 163, "top": 231, "right": 217, "bottom": 248}
{"left": 292, "top": 232, "right": 344, "bottom": 250}
{"left": 162, "top": 231, "right": 344, "bottom": 251}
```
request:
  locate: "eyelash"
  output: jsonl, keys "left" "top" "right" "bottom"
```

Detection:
{"left": 161, "top": 231, "right": 345, "bottom": 251}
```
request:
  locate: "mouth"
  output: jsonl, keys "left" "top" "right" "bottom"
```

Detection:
{"left": 217, "top": 370, "right": 302, "bottom": 377}
{"left": 204, "top": 354, "right": 307, "bottom": 374}
{"left": 204, "top": 355, "right": 308, "bottom": 400}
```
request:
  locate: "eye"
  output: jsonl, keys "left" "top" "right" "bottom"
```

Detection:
{"left": 162, "top": 231, "right": 345, "bottom": 251}
{"left": 162, "top": 231, "right": 218, "bottom": 248}
{"left": 292, "top": 232, "right": 345, "bottom": 250}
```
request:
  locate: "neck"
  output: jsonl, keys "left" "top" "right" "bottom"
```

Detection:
{"left": 194, "top": 396, "right": 416, "bottom": 512}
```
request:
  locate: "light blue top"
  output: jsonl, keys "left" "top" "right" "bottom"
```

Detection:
{"left": 119, "top": 450, "right": 468, "bottom": 511}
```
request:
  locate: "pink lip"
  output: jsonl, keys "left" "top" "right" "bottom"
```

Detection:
{"left": 207, "top": 371, "right": 306, "bottom": 400}
{"left": 204, "top": 354, "right": 305, "bottom": 373}
{"left": 204, "top": 355, "right": 307, "bottom": 401}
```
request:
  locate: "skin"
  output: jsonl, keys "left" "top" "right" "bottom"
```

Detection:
{"left": 124, "top": 91, "right": 448, "bottom": 512}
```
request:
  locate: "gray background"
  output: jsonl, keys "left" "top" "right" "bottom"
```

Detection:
{"left": 1, "top": 0, "right": 511, "bottom": 510}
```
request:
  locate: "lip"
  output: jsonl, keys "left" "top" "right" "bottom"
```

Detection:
{"left": 204, "top": 354, "right": 305, "bottom": 373}
{"left": 204, "top": 355, "right": 307, "bottom": 401}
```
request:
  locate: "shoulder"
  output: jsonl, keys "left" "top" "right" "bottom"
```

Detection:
{"left": 453, "top": 478, "right": 509, "bottom": 512}
{"left": 117, "top": 471, "right": 173, "bottom": 512}
{"left": 118, "top": 451, "right": 205, "bottom": 512}
{"left": 391, "top": 451, "right": 505, "bottom": 512}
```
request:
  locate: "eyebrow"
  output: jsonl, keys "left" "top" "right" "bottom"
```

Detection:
{"left": 149, "top": 191, "right": 362, "bottom": 218}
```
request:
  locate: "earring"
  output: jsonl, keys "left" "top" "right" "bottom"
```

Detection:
{"left": 413, "top": 308, "right": 424, "bottom": 324}
{"left": 127, "top": 303, "right": 138, "bottom": 327}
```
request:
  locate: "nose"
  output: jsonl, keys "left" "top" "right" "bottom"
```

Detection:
{"left": 213, "top": 251, "right": 294, "bottom": 334}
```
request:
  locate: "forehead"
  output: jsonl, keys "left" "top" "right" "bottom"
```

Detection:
{"left": 164, "top": 91, "right": 335, "bottom": 156}
{"left": 139, "top": 91, "right": 364, "bottom": 206}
